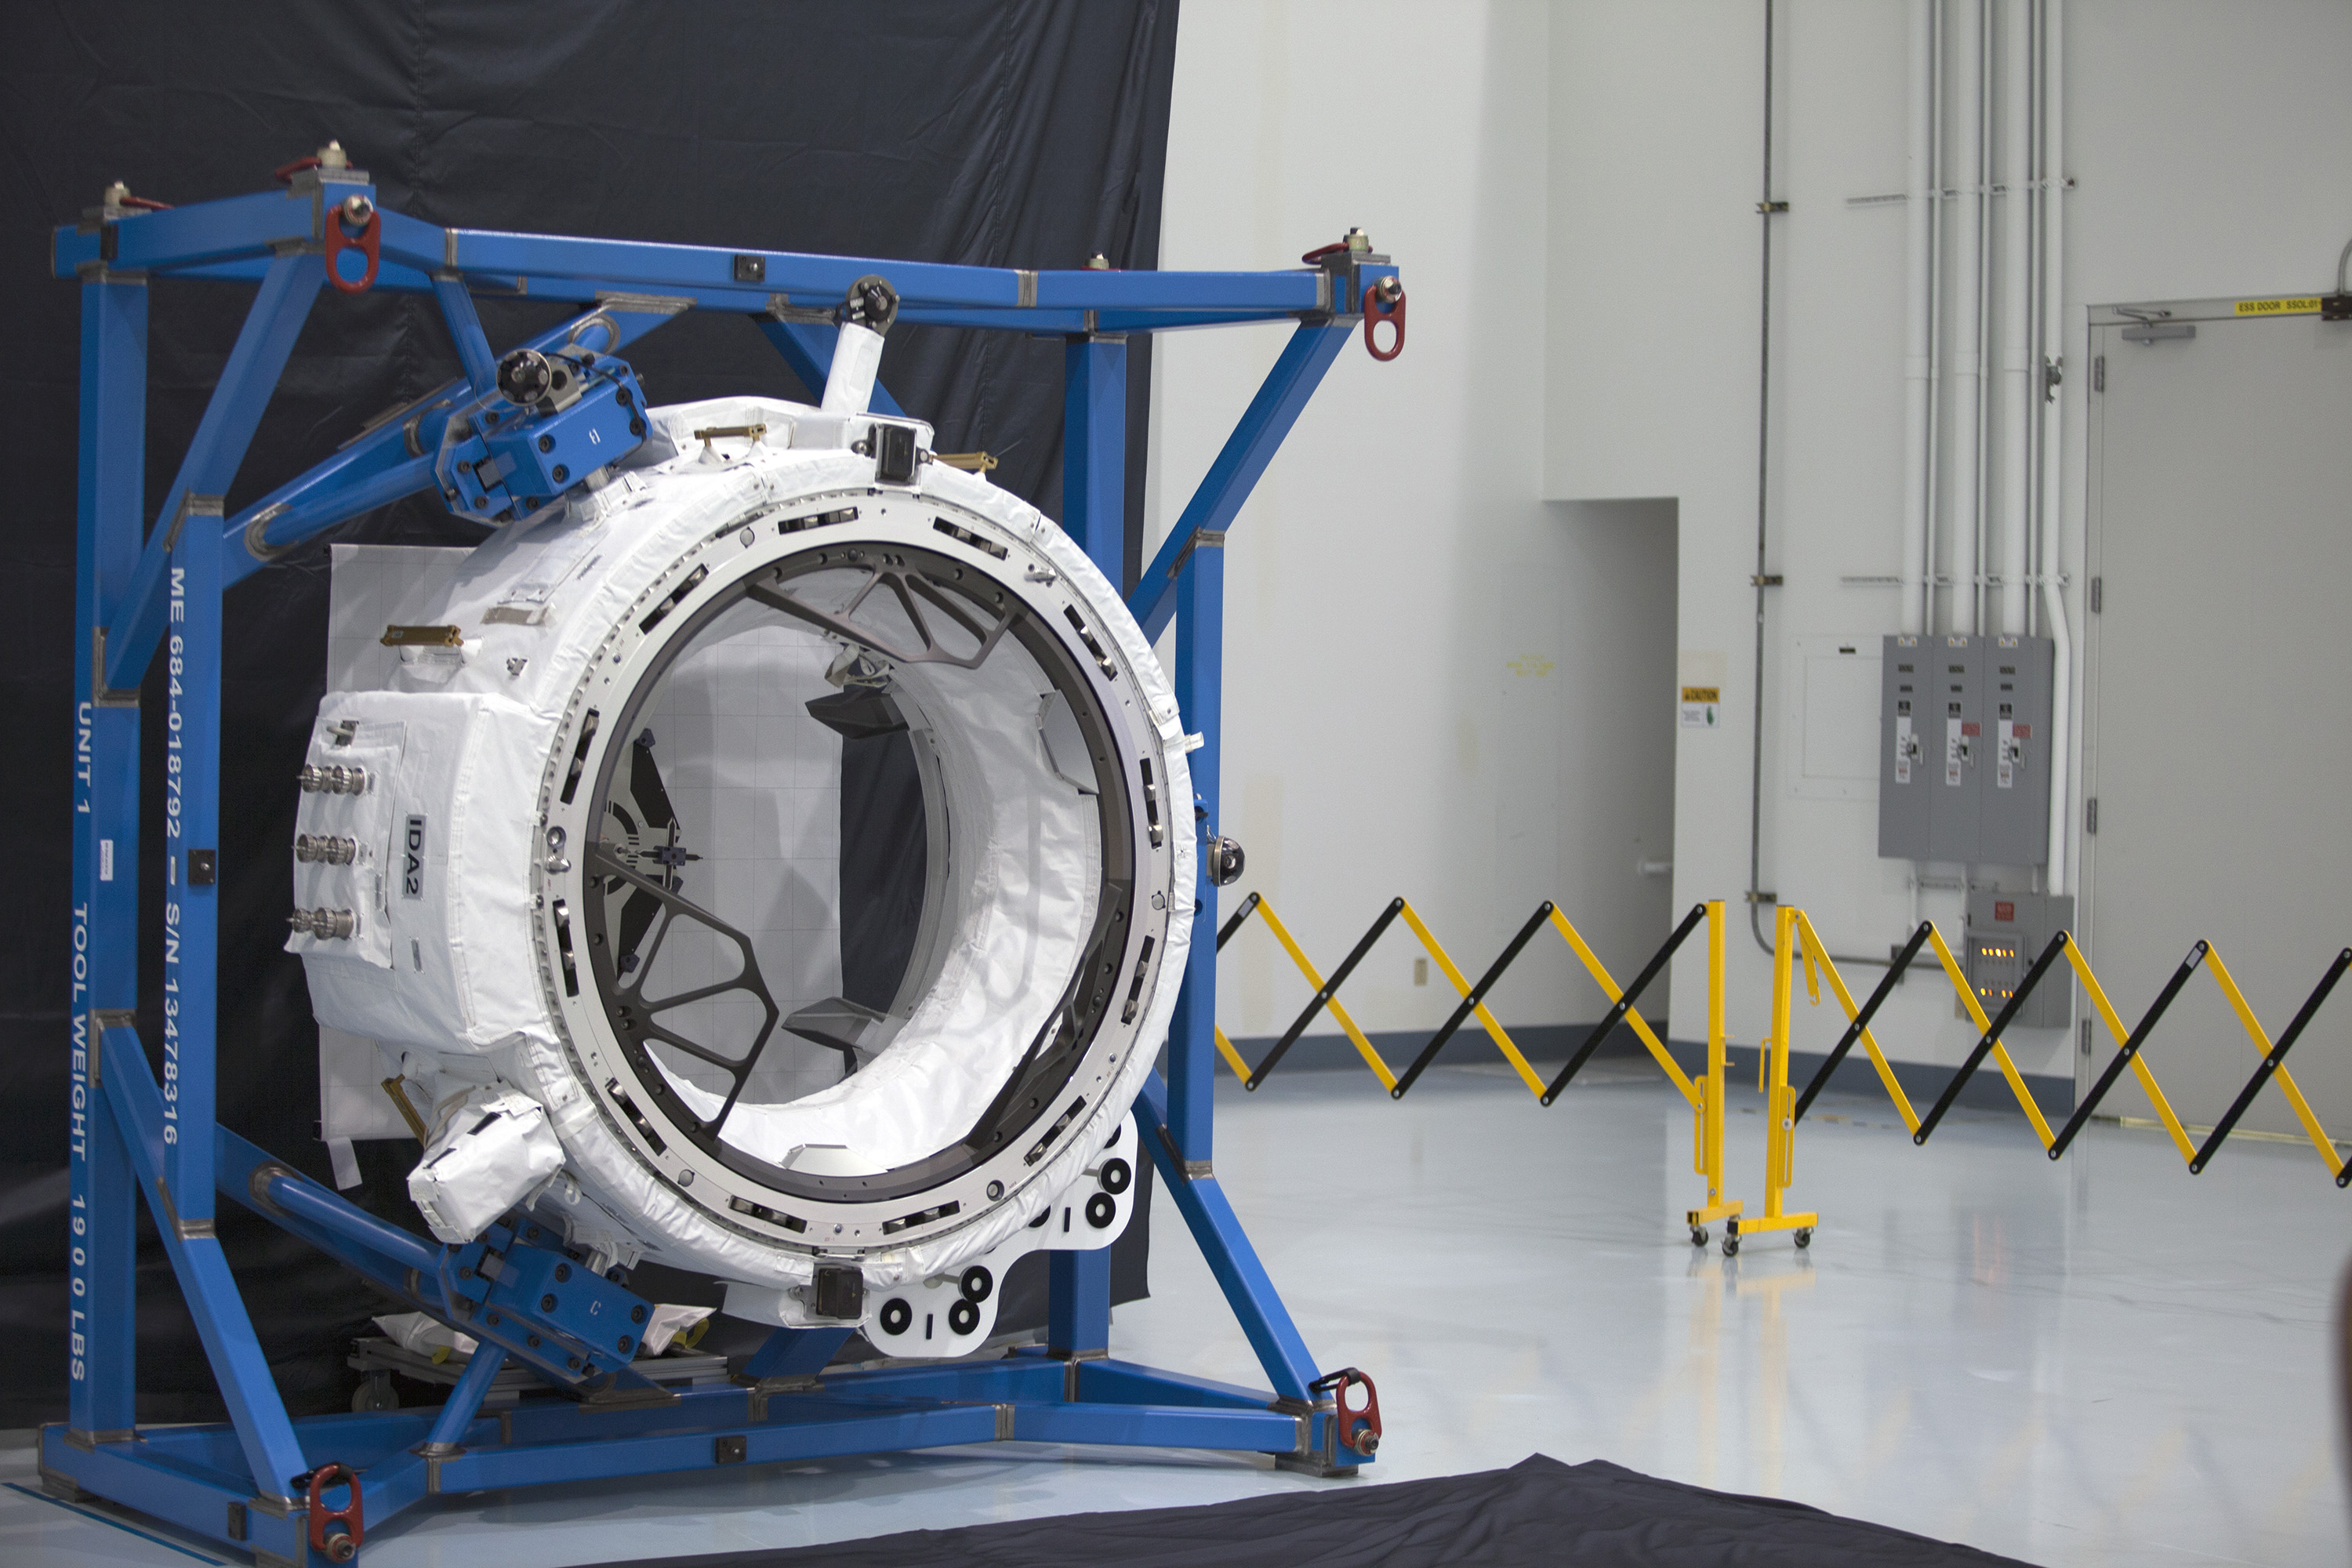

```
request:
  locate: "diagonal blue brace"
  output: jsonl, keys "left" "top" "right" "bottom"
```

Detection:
{"left": 1131, "top": 1073, "right": 1319, "bottom": 1403}
{"left": 102, "top": 250, "right": 323, "bottom": 692}
{"left": 743, "top": 1326, "right": 855, "bottom": 1381}
{"left": 96, "top": 1025, "right": 309, "bottom": 1501}
{"left": 423, "top": 1344, "right": 509, "bottom": 1454}
{"left": 433, "top": 275, "right": 500, "bottom": 396}
{"left": 1127, "top": 320, "right": 1352, "bottom": 643}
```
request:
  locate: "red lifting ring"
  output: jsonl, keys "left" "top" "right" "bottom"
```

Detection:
{"left": 1310, "top": 1366, "right": 1383, "bottom": 1457}
{"left": 1361, "top": 281, "right": 1405, "bottom": 361}
{"left": 307, "top": 1461, "right": 365, "bottom": 1561}
{"left": 325, "top": 194, "right": 380, "bottom": 296}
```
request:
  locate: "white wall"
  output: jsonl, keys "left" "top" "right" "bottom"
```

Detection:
{"left": 1156, "top": 0, "right": 2352, "bottom": 1070}
{"left": 1550, "top": 0, "right": 2352, "bottom": 1071}
{"left": 1156, "top": 2, "right": 1682, "bottom": 1046}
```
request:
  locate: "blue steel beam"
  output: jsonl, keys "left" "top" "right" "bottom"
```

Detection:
{"left": 1061, "top": 336, "right": 1128, "bottom": 587}
{"left": 1131, "top": 1073, "right": 1321, "bottom": 1403}
{"left": 69, "top": 277, "right": 146, "bottom": 1443}
{"left": 95, "top": 1026, "right": 309, "bottom": 1501}
{"left": 742, "top": 1326, "right": 855, "bottom": 1381}
{"left": 49, "top": 187, "right": 323, "bottom": 277}
{"left": 1166, "top": 535, "right": 1225, "bottom": 1163}
{"left": 163, "top": 514, "right": 223, "bottom": 1225}
{"left": 102, "top": 251, "right": 323, "bottom": 692}
{"left": 433, "top": 276, "right": 499, "bottom": 395}
{"left": 1127, "top": 321, "right": 1355, "bottom": 643}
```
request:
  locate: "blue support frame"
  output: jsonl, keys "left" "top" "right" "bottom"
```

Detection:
{"left": 45, "top": 183, "right": 1399, "bottom": 1563}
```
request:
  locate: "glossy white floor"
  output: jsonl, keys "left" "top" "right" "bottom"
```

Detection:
{"left": 5, "top": 1062, "right": 2346, "bottom": 1566}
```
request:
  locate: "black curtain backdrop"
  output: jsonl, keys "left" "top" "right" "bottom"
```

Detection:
{"left": 0, "top": 0, "right": 1177, "bottom": 1428}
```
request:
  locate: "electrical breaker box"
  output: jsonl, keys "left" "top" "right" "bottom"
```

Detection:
{"left": 1926, "top": 634, "right": 1984, "bottom": 862}
{"left": 1877, "top": 634, "right": 1930, "bottom": 858}
{"left": 1977, "top": 635, "right": 2055, "bottom": 866}
{"left": 1963, "top": 889, "right": 2074, "bottom": 1029}
{"left": 1878, "top": 633, "right": 2053, "bottom": 866}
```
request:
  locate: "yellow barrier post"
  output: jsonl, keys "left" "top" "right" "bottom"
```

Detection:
{"left": 1726, "top": 906, "right": 1816, "bottom": 1255}
{"left": 1685, "top": 900, "right": 1743, "bottom": 1244}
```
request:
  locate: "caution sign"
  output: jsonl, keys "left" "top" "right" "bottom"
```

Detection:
{"left": 1679, "top": 686, "right": 1719, "bottom": 730}
{"left": 2234, "top": 297, "right": 2321, "bottom": 317}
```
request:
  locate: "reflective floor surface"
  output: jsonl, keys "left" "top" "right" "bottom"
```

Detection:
{"left": 5, "top": 1063, "right": 2346, "bottom": 1566}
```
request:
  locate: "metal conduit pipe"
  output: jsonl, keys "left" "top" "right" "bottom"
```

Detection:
{"left": 1748, "top": 0, "right": 1782, "bottom": 957}
{"left": 1901, "top": 0, "right": 1935, "bottom": 637}
{"left": 1998, "top": 0, "right": 2034, "bottom": 636}
{"left": 2038, "top": 0, "right": 2072, "bottom": 894}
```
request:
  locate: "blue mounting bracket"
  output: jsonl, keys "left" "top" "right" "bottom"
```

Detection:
{"left": 47, "top": 171, "right": 1399, "bottom": 1563}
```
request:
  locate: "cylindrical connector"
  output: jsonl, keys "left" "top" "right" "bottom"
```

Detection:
{"left": 294, "top": 833, "right": 360, "bottom": 864}
{"left": 288, "top": 907, "right": 359, "bottom": 939}
{"left": 298, "top": 763, "right": 370, "bottom": 794}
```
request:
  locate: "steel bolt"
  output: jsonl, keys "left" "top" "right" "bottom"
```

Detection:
{"left": 617, "top": 1335, "right": 633, "bottom": 1353}
{"left": 538, "top": 434, "right": 555, "bottom": 453}
{"left": 541, "top": 1293, "right": 558, "bottom": 1312}
{"left": 629, "top": 1305, "right": 647, "bottom": 1323}
{"left": 553, "top": 1262, "right": 570, "bottom": 1282}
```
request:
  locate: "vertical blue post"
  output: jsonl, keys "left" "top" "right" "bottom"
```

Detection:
{"left": 1165, "top": 538, "right": 1225, "bottom": 1163}
{"left": 163, "top": 510, "right": 220, "bottom": 1225}
{"left": 1049, "top": 332, "right": 1128, "bottom": 1360}
{"left": 1062, "top": 336, "right": 1128, "bottom": 588}
{"left": 70, "top": 276, "right": 147, "bottom": 1442}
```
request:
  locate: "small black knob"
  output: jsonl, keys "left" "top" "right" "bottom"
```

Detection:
{"left": 498, "top": 348, "right": 553, "bottom": 405}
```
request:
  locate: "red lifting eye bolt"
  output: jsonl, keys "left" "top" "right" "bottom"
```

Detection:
{"left": 306, "top": 1461, "right": 365, "bottom": 1562}
{"left": 1363, "top": 279, "right": 1405, "bottom": 362}
{"left": 327, "top": 192, "right": 380, "bottom": 296}
{"left": 1310, "top": 1367, "right": 1383, "bottom": 1457}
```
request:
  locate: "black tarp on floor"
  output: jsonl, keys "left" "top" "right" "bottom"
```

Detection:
{"left": 607, "top": 1456, "right": 2037, "bottom": 1568}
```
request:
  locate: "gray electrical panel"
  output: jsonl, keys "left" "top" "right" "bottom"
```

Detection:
{"left": 1878, "top": 635, "right": 1931, "bottom": 858}
{"left": 1926, "top": 634, "right": 1984, "bottom": 861}
{"left": 1963, "top": 889, "right": 2074, "bottom": 1029}
{"left": 1878, "top": 633, "right": 2053, "bottom": 866}
{"left": 1978, "top": 635, "right": 2055, "bottom": 865}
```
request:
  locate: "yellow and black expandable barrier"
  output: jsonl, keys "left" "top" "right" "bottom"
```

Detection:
{"left": 1214, "top": 894, "right": 1745, "bottom": 1237}
{"left": 1774, "top": 906, "right": 2352, "bottom": 1185}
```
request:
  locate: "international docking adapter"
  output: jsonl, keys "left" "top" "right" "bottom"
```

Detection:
{"left": 50, "top": 167, "right": 1400, "bottom": 1559}
{"left": 292, "top": 289, "right": 1183, "bottom": 1359}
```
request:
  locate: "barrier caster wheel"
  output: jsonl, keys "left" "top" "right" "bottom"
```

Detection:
{"left": 1690, "top": 1226, "right": 1708, "bottom": 1247}
{"left": 1795, "top": 1228, "right": 1813, "bottom": 1249}
{"left": 1722, "top": 1236, "right": 1740, "bottom": 1257}
{"left": 350, "top": 1374, "right": 397, "bottom": 1413}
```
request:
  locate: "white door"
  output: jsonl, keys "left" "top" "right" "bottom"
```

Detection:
{"left": 2083, "top": 304, "right": 2352, "bottom": 1138}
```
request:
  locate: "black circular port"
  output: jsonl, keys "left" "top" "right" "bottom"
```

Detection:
{"left": 960, "top": 1265, "right": 993, "bottom": 1304}
{"left": 947, "top": 1298, "right": 981, "bottom": 1335}
{"left": 1098, "top": 1157, "right": 1131, "bottom": 1195}
{"left": 497, "top": 348, "right": 552, "bottom": 405}
{"left": 1085, "top": 1192, "right": 1117, "bottom": 1229}
{"left": 879, "top": 1298, "right": 913, "bottom": 1335}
